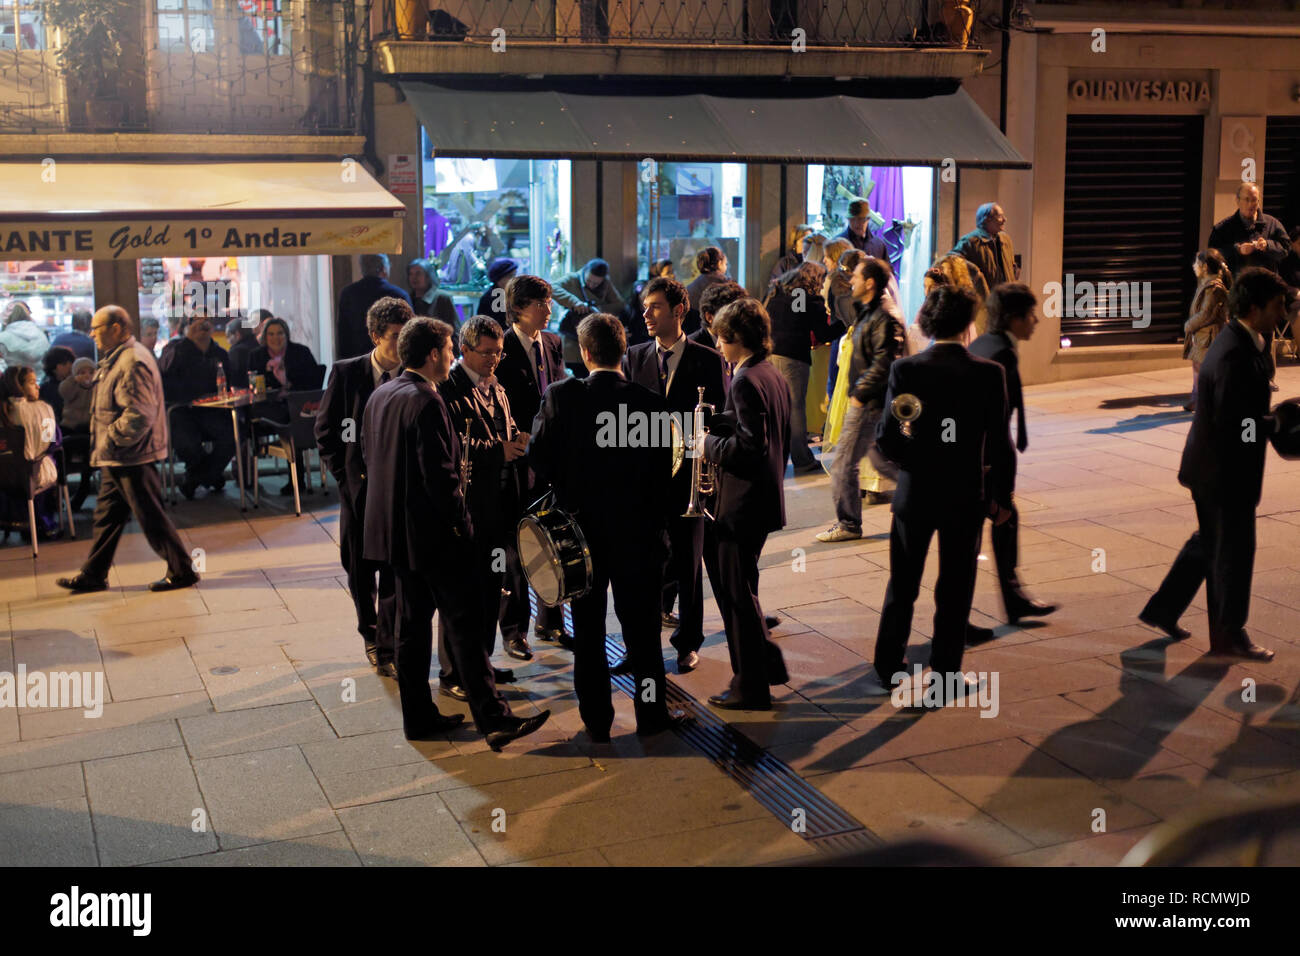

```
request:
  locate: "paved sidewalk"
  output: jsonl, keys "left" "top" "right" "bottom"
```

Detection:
{"left": 2, "top": 363, "right": 1298, "bottom": 866}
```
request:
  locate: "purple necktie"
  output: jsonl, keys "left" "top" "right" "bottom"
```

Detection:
{"left": 532, "top": 339, "right": 547, "bottom": 395}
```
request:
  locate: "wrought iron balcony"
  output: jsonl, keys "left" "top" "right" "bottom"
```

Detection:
{"left": 373, "top": 0, "right": 981, "bottom": 48}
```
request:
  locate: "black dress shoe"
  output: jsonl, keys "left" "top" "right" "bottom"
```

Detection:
{"left": 375, "top": 661, "right": 398, "bottom": 680}
{"left": 637, "top": 709, "right": 695, "bottom": 736}
{"left": 533, "top": 626, "right": 566, "bottom": 643}
{"left": 708, "top": 691, "right": 771, "bottom": 711}
{"left": 149, "top": 570, "right": 200, "bottom": 592}
{"left": 493, "top": 667, "right": 515, "bottom": 683}
{"left": 965, "top": 624, "right": 995, "bottom": 646}
{"left": 610, "top": 655, "right": 633, "bottom": 676}
{"left": 1138, "top": 611, "right": 1190, "bottom": 641}
{"left": 404, "top": 712, "right": 466, "bottom": 740}
{"left": 486, "top": 711, "right": 551, "bottom": 752}
{"left": 661, "top": 612, "right": 679, "bottom": 628}
{"left": 1006, "top": 597, "right": 1058, "bottom": 623}
{"left": 765, "top": 615, "right": 782, "bottom": 629}
{"left": 586, "top": 727, "right": 612, "bottom": 743}
{"left": 503, "top": 636, "right": 533, "bottom": 661}
{"left": 1211, "top": 643, "right": 1275, "bottom": 662}
{"left": 677, "top": 650, "right": 700, "bottom": 673}
{"left": 56, "top": 573, "right": 107, "bottom": 593}
{"left": 207, "top": 478, "right": 226, "bottom": 493}
{"left": 180, "top": 477, "right": 199, "bottom": 500}
{"left": 364, "top": 642, "right": 379, "bottom": 667}
{"left": 439, "top": 681, "right": 468, "bottom": 701}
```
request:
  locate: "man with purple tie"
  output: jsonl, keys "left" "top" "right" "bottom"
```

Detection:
{"left": 496, "top": 276, "right": 569, "bottom": 660}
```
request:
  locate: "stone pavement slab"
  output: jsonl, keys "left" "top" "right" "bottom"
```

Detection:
{"left": 193, "top": 744, "right": 339, "bottom": 849}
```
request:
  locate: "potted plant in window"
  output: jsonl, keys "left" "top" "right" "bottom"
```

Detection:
{"left": 41, "top": 0, "right": 138, "bottom": 129}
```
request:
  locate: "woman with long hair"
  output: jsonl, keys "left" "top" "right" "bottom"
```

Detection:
{"left": 0, "top": 364, "right": 62, "bottom": 539}
{"left": 1183, "top": 248, "right": 1232, "bottom": 412}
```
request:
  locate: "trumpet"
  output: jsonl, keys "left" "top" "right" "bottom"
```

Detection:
{"left": 891, "top": 393, "right": 922, "bottom": 438}
{"left": 683, "top": 386, "right": 717, "bottom": 519}
{"left": 457, "top": 418, "right": 472, "bottom": 498}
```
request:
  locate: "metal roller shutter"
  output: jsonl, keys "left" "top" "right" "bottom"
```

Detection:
{"left": 1061, "top": 114, "right": 1204, "bottom": 346}
{"left": 1265, "top": 116, "right": 1300, "bottom": 232}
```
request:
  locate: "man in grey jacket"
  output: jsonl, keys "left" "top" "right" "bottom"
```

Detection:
{"left": 57, "top": 305, "right": 196, "bottom": 594}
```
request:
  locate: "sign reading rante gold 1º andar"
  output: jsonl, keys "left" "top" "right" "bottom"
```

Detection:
{"left": 0, "top": 216, "right": 404, "bottom": 261}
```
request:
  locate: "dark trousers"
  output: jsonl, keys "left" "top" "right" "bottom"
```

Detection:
{"left": 874, "top": 505, "right": 984, "bottom": 681}
{"left": 170, "top": 407, "right": 236, "bottom": 487}
{"left": 439, "top": 515, "right": 508, "bottom": 680}
{"left": 666, "top": 515, "right": 706, "bottom": 655}
{"left": 990, "top": 498, "right": 1025, "bottom": 612}
{"left": 1142, "top": 493, "right": 1256, "bottom": 650}
{"left": 82, "top": 464, "right": 191, "bottom": 581}
{"left": 570, "top": 529, "right": 669, "bottom": 735}
{"left": 338, "top": 487, "right": 395, "bottom": 661}
{"left": 393, "top": 563, "right": 510, "bottom": 735}
{"left": 714, "top": 525, "right": 786, "bottom": 706}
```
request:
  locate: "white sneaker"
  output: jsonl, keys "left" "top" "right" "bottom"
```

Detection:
{"left": 816, "top": 524, "right": 862, "bottom": 543}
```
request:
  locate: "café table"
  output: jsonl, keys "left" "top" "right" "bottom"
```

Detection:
{"left": 189, "top": 387, "right": 285, "bottom": 511}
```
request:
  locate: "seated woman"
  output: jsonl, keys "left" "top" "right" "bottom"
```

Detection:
{"left": 40, "top": 345, "right": 76, "bottom": 423}
{"left": 0, "top": 364, "right": 63, "bottom": 539}
{"left": 247, "top": 318, "right": 320, "bottom": 497}
{"left": 248, "top": 318, "right": 321, "bottom": 391}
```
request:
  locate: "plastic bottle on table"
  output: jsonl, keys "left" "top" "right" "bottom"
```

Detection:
{"left": 216, "top": 362, "right": 227, "bottom": 398}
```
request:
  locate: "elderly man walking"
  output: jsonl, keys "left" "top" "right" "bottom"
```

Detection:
{"left": 58, "top": 306, "right": 195, "bottom": 594}
{"left": 951, "top": 203, "right": 1016, "bottom": 289}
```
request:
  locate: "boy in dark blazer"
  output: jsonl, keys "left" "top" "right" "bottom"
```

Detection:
{"left": 315, "top": 297, "right": 410, "bottom": 678}
{"left": 702, "top": 298, "right": 792, "bottom": 710}
{"left": 362, "top": 317, "right": 549, "bottom": 750}
{"left": 622, "top": 276, "right": 728, "bottom": 673}
{"left": 868, "top": 287, "right": 1014, "bottom": 698}
{"left": 1140, "top": 267, "right": 1291, "bottom": 662}
{"left": 495, "top": 274, "right": 569, "bottom": 660}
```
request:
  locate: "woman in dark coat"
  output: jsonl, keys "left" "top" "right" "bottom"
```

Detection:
{"left": 765, "top": 260, "right": 830, "bottom": 474}
{"left": 248, "top": 318, "right": 321, "bottom": 391}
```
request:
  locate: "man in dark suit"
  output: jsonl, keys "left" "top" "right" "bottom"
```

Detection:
{"left": 436, "top": 315, "right": 530, "bottom": 699}
{"left": 702, "top": 298, "right": 792, "bottom": 710}
{"left": 158, "top": 315, "right": 236, "bottom": 499}
{"left": 495, "top": 274, "right": 569, "bottom": 660}
{"left": 1139, "top": 268, "right": 1291, "bottom": 662}
{"left": 336, "top": 254, "right": 412, "bottom": 360}
{"left": 315, "top": 296, "right": 409, "bottom": 680}
{"left": 529, "top": 312, "right": 689, "bottom": 740}
{"left": 621, "top": 276, "right": 727, "bottom": 674}
{"left": 867, "top": 287, "right": 1014, "bottom": 699}
{"left": 362, "top": 316, "right": 549, "bottom": 749}
{"left": 968, "top": 282, "right": 1057, "bottom": 625}
{"left": 690, "top": 280, "right": 746, "bottom": 351}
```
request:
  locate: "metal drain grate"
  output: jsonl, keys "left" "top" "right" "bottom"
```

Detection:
{"left": 525, "top": 598, "right": 877, "bottom": 853}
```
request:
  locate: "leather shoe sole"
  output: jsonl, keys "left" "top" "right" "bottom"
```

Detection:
{"left": 493, "top": 667, "right": 515, "bottom": 683}
{"left": 708, "top": 692, "right": 771, "bottom": 711}
{"left": 503, "top": 638, "right": 533, "bottom": 661}
{"left": 404, "top": 713, "right": 466, "bottom": 739}
{"left": 1138, "top": 612, "right": 1190, "bottom": 641}
{"left": 149, "top": 572, "right": 199, "bottom": 592}
{"left": 487, "top": 711, "right": 551, "bottom": 752}
{"left": 1007, "top": 600, "right": 1058, "bottom": 623}
{"left": 1211, "top": 644, "right": 1275, "bottom": 662}
{"left": 438, "top": 681, "right": 468, "bottom": 701}
{"left": 56, "top": 575, "right": 107, "bottom": 593}
{"left": 676, "top": 650, "right": 700, "bottom": 673}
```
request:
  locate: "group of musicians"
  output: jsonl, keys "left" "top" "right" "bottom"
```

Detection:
{"left": 313, "top": 262, "right": 1084, "bottom": 748}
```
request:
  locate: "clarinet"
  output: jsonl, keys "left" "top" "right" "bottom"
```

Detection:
{"left": 458, "top": 417, "right": 472, "bottom": 500}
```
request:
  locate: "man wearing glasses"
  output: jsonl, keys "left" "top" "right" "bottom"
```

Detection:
{"left": 435, "top": 315, "right": 529, "bottom": 700}
{"left": 495, "top": 275, "right": 569, "bottom": 660}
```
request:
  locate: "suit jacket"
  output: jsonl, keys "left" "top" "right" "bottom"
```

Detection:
{"left": 528, "top": 369, "right": 671, "bottom": 543}
{"left": 876, "top": 342, "right": 1013, "bottom": 518}
{"left": 249, "top": 341, "right": 322, "bottom": 391}
{"left": 315, "top": 352, "right": 382, "bottom": 501}
{"left": 684, "top": 272, "right": 730, "bottom": 333}
{"left": 624, "top": 336, "right": 728, "bottom": 508}
{"left": 362, "top": 369, "right": 470, "bottom": 570}
{"left": 438, "top": 362, "right": 522, "bottom": 533}
{"left": 688, "top": 326, "right": 718, "bottom": 349}
{"left": 1208, "top": 211, "right": 1289, "bottom": 277}
{"left": 1178, "top": 320, "right": 1272, "bottom": 505}
{"left": 702, "top": 357, "right": 791, "bottom": 537}
{"left": 968, "top": 330, "right": 1027, "bottom": 454}
{"left": 498, "top": 326, "right": 565, "bottom": 498}
{"left": 157, "top": 337, "right": 232, "bottom": 404}
{"left": 336, "top": 276, "right": 411, "bottom": 360}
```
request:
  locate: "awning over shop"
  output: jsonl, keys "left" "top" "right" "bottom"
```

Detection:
{"left": 401, "top": 83, "right": 1029, "bottom": 169}
{"left": 0, "top": 161, "right": 406, "bottom": 261}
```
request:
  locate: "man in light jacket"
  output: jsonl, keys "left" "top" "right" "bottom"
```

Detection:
{"left": 57, "top": 305, "right": 195, "bottom": 594}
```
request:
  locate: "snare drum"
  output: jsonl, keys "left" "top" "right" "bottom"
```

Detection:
{"left": 517, "top": 507, "right": 593, "bottom": 607}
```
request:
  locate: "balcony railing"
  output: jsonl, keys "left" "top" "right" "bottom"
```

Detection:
{"left": 373, "top": 0, "right": 980, "bottom": 48}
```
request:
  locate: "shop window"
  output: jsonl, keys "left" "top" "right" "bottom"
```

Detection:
{"left": 0, "top": 1, "right": 45, "bottom": 49}
{"left": 806, "top": 164, "right": 934, "bottom": 321}
{"left": 637, "top": 161, "right": 746, "bottom": 286}
{"left": 137, "top": 254, "right": 332, "bottom": 360}
{"left": 155, "top": 0, "right": 215, "bottom": 53}
{"left": 0, "top": 261, "right": 94, "bottom": 368}
{"left": 420, "top": 136, "right": 572, "bottom": 322}
{"left": 236, "top": 0, "right": 290, "bottom": 56}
